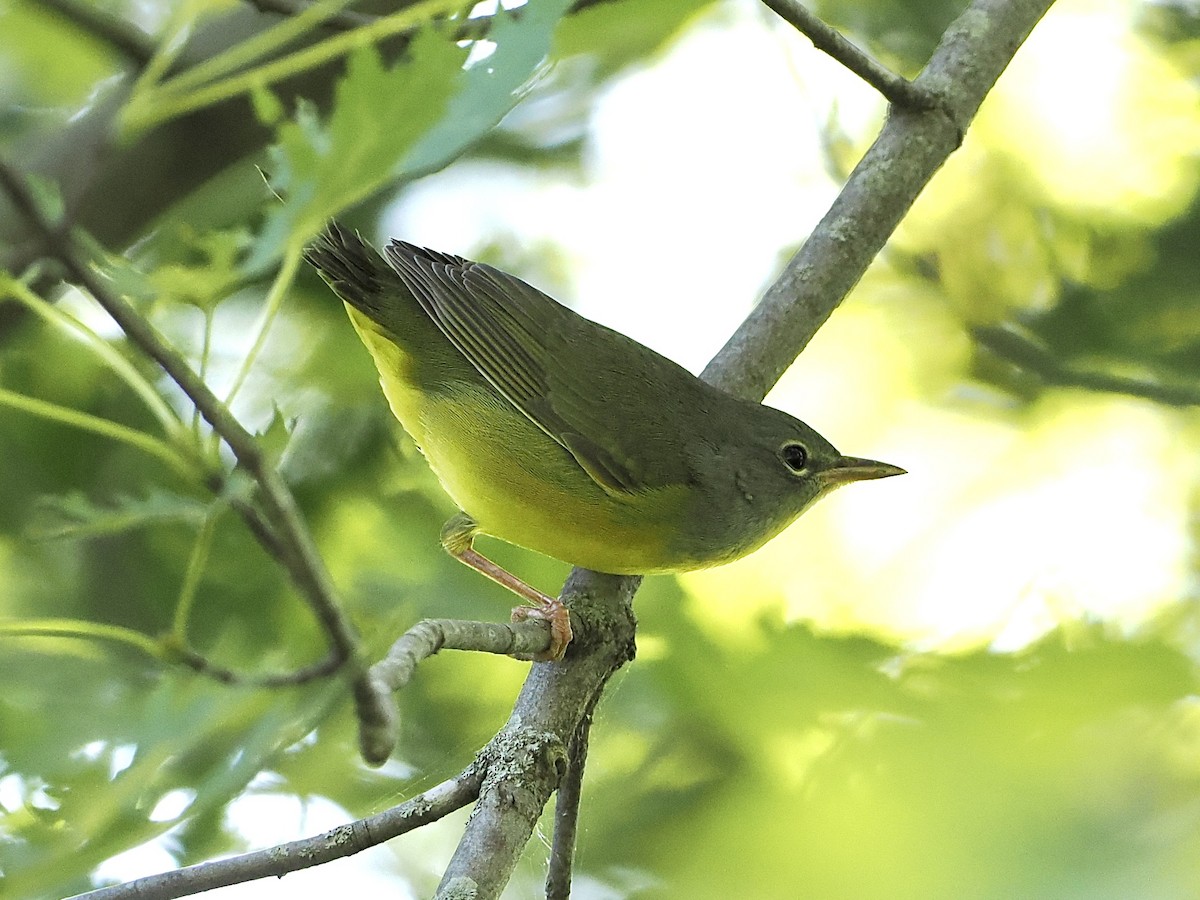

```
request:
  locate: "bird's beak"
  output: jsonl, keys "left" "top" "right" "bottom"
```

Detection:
{"left": 821, "top": 456, "right": 907, "bottom": 486}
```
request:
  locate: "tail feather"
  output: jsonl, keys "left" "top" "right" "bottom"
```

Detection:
{"left": 304, "top": 221, "right": 400, "bottom": 316}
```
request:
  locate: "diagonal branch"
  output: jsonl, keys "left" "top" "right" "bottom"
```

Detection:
{"left": 705, "top": 0, "right": 1056, "bottom": 399}
{"left": 70, "top": 764, "right": 485, "bottom": 900}
{"left": 761, "top": 0, "right": 935, "bottom": 109}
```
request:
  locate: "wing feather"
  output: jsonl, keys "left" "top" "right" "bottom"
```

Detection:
{"left": 383, "top": 241, "right": 648, "bottom": 496}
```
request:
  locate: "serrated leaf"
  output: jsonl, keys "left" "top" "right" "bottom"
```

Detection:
{"left": 252, "top": 0, "right": 574, "bottom": 268}
{"left": 402, "top": 0, "right": 576, "bottom": 175}
{"left": 27, "top": 490, "right": 209, "bottom": 542}
{"left": 148, "top": 226, "right": 252, "bottom": 313}
{"left": 257, "top": 404, "right": 293, "bottom": 469}
{"left": 251, "top": 31, "right": 464, "bottom": 268}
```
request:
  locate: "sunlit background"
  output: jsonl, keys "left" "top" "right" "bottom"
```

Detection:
{"left": 2, "top": 0, "right": 1199, "bottom": 896}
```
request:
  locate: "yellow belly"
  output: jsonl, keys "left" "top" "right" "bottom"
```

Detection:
{"left": 353, "top": 335, "right": 678, "bottom": 575}
{"left": 418, "top": 387, "right": 685, "bottom": 574}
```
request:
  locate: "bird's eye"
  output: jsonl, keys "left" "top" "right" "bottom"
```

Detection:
{"left": 781, "top": 443, "right": 808, "bottom": 472}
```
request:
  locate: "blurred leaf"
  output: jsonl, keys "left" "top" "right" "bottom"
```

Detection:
{"left": 554, "top": 0, "right": 716, "bottom": 78}
{"left": 148, "top": 226, "right": 252, "bottom": 312}
{"left": 254, "top": 0, "right": 574, "bottom": 267}
{"left": 27, "top": 489, "right": 208, "bottom": 542}
{"left": 0, "top": 1, "right": 121, "bottom": 108}
{"left": 254, "top": 32, "right": 465, "bottom": 266}
{"left": 257, "top": 404, "right": 293, "bottom": 469}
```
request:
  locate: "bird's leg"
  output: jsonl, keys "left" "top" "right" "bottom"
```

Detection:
{"left": 440, "top": 512, "right": 572, "bottom": 661}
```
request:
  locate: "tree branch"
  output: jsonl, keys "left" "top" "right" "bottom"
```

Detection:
{"left": 0, "top": 160, "right": 392, "bottom": 758}
{"left": 546, "top": 691, "right": 599, "bottom": 900}
{"left": 359, "top": 616, "right": 558, "bottom": 764}
{"left": 371, "top": 618, "right": 556, "bottom": 692}
{"left": 973, "top": 324, "right": 1200, "bottom": 407}
{"left": 705, "top": 0, "right": 1055, "bottom": 400}
{"left": 761, "top": 0, "right": 935, "bottom": 109}
{"left": 70, "top": 764, "right": 485, "bottom": 900}
{"left": 435, "top": 571, "right": 639, "bottom": 899}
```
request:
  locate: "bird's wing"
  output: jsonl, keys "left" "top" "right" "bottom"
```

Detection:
{"left": 383, "top": 241, "right": 673, "bottom": 497}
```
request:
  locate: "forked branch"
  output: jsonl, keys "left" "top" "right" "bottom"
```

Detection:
{"left": 761, "top": 0, "right": 937, "bottom": 109}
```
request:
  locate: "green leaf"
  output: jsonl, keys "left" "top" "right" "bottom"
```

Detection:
{"left": 257, "top": 404, "right": 293, "bottom": 469}
{"left": 27, "top": 490, "right": 209, "bottom": 542}
{"left": 402, "top": 0, "right": 576, "bottom": 175}
{"left": 148, "top": 226, "right": 252, "bottom": 313}
{"left": 253, "top": 30, "right": 465, "bottom": 266}
{"left": 253, "top": 0, "right": 575, "bottom": 268}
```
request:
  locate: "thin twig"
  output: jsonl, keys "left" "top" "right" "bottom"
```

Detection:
{"left": 761, "top": 0, "right": 936, "bottom": 109}
{"left": 546, "top": 689, "right": 600, "bottom": 900}
{"left": 0, "top": 159, "right": 391, "bottom": 757}
{"left": 358, "top": 617, "right": 556, "bottom": 765}
{"left": 973, "top": 324, "right": 1200, "bottom": 407}
{"left": 69, "top": 764, "right": 485, "bottom": 900}
{"left": 371, "top": 618, "right": 556, "bottom": 693}
{"left": 173, "top": 646, "right": 346, "bottom": 686}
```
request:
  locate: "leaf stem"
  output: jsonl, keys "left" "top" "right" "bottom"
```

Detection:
{"left": 152, "top": 0, "right": 362, "bottom": 100}
{"left": 225, "top": 242, "right": 302, "bottom": 406}
{"left": 125, "top": 0, "right": 457, "bottom": 130}
{"left": 174, "top": 506, "right": 222, "bottom": 639}
{"left": 0, "top": 618, "right": 168, "bottom": 661}
{"left": 0, "top": 387, "right": 195, "bottom": 478}
{"left": 0, "top": 274, "right": 181, "bottom": 434}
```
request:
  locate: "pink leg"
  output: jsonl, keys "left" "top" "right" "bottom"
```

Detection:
{"left": 442, "top": 515, "right": 572, "bottom": 661}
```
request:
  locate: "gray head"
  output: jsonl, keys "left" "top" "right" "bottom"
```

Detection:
{"left": 674, "top": 400, "right": 905, "bottom": 568}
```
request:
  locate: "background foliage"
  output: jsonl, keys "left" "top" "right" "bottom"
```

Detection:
{"left": 1, "top": 0, "right": 1199, "bottom": 897}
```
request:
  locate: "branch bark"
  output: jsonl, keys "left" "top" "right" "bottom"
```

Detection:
{"left": 71, "top": 765, "right": 485, "bottom": 900}
{"left": 707, "top": 0, "right": 1055, "bottom": 400}
{"left": 435, "top": 572, "right": 639, "bottom": 899}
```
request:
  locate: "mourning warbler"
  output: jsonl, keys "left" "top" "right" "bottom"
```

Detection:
{"left": 305, "top": 222, "right": 904, "bottom": 660}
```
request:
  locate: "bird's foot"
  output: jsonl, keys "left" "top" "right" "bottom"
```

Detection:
{"left": 511, "top": 598, "right": 572, "bottom": 662}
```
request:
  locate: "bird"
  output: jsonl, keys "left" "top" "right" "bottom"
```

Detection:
{"left": 304, "top": 222, "right": 904, "bottom": 660}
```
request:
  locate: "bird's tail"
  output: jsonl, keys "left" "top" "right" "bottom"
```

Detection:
{"left": 304, "top": 221, "right": 408, "bottom": 324}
